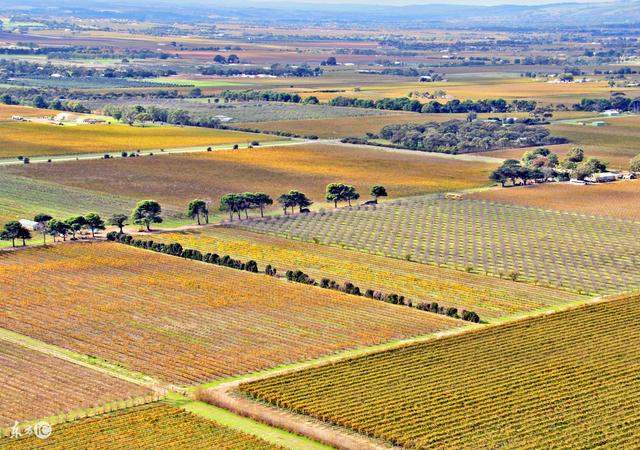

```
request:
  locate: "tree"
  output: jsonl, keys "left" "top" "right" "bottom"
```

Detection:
{"left": 47, "top": 219, "right": 70, "bottom": 242}
{"left": 187, "top": 199, "right": 209, "bottom": 225}
{"left": 566, "top": 147, "right": 585, "bottom": 163}
{"left": 630, "top": 154, "right": 640, "bottom": 173}
{"left": 85, "top": 213, "right": 106, "bottom": 238}
{"left": 575, "top": 158, "right": 607, "bottom": 180}
{"left": 33, "top": 213, "right": 52, "bottom": 244}
{"left": 490, "top": 159, "right": 522, "bottom": 187}
{"left": 220, "top": 193, "right": 243, "bottom": 221}
{"left": 1, "top": 221, "right": 25, "bottom": 247}
{"left": 65, "top": 216, "right": 87, "bottom": 239}
{"left": 277, "top": 193, "right": 295, "bottom": 215}
{"left": 248, "top": 192, "right": 273, "bottom": 217}
{"left": 131, "top": 200, "right": 163, "bottom": 231}
{"left": 16, "top": 225, "right": 31, "bottom": 246}
{"left": 371, "top": 185, "right": 388, "bottom": 201}
{"left": 109, "top": 214, "right": 128, "bottom": 233}
{"left": 288, "top": 190, "right": 313, "bottom": 212}
{"left": 342, "top": 185, "right": 360, "bottom": 206}
{"left": 326, "top": 183, "right": 346, "bottom": 208}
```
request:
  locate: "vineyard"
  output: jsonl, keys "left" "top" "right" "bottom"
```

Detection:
{"left": 1, "top": 403, "right": 282, "bottom": 449}
{"left": 155, "top": 227, "right": 585, "bottom": 319}
{"left": 0, "top": 339, "right": 150, "bottom": 427}
{"left": 234, "top": 196, "right": 640, "bottom": 294}
{"left": 0, "top": 242, "right": 457, "bottom": 385}
{"left": 241, "top": 293, "right": 640, "bottom": 449}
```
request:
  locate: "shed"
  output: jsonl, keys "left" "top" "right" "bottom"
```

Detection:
{"left": 19, "top": 219, "right": 38, "bottom": 230}
{"left": 591, "top": 121, "right": 608, "bottom": 127}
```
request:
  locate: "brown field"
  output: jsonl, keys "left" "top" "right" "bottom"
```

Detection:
{"left": 239, "top": 113, "right": 427, "bottom": 138}
{"left": 0, "top": 243, "right": 458, "bottom": 385}
{"left": 0, "top": 104, "right": 55, "bottom": 121}
{"left": 5, "top": 143, "right": 497, "bottom": 215}
{"left": 470, "top": 180, "right": 640, "bottom": 222}
{"left": 154, "top": 227, "right": 585, "bottom": 319}
{"left": 0, "top": 122, "right": 277, "bottom": 158}
{"left": 0, "top": 339, "right": 150, "bottom": 427}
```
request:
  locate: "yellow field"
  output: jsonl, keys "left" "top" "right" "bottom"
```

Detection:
{"left": 0, "top": 122, "right": 277, "bottom": 158}
{"left": 471, "top": 180, "right": 640, "bottom": 222}
{"left": 153, "top": 227, "right": 584, "bottom": 319}
{"left": 5, "top": 143, "right": 497, "bottom": 213}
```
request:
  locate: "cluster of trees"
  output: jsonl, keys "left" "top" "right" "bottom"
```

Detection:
{"left": 219, "top": 193, "right": 276, "bottom": 221}
{"left": 101, "top": 104, "right": 221, "bottom": 128}
{"left": 213, "top": 54, "right": 240, "bottom": 64}
{"left": 328, "top": 96, "right": 538, "bottom": 114}
{"left": 1, "top": 212, "right": 106, "bottom": 247}
{"left": 573, "top": 94, "right": 640, "bottom": 113}
{"left": 326, "top": 183, "right": 365, "bottom": 207}
{"left": 201, "top": 64, "right": 321, "bottom": 78}
{"left": 107, "top": 233, "right": 259, "bottom": 273}
{"left": 284, "top": 268, "right": 481, "bottom": 322}
{"left": 378, "top": 120, "right": 564, "bottom": 154}
{"left": 490, "top": 147, "right": 609, "bottom": 186}
{"left": 219, "top": 90, "right": 319, "bottom": 104}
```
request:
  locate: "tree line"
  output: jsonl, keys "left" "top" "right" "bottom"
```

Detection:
{"left": 328, "top": 96, "right": 537, "bottom": 114}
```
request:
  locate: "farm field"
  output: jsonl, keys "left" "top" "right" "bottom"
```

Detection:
{"left": 3, "top": 143, "right": 497, "bottom": 216}
{"left": 235, "top": 196, "right": 640, "bottom": 294}
{"left": 0, "top": 242, "right": 458, "bottom": 385}
{"left": 1, "top": 403, "right": 282, "bottom": 449}
{"left": 471, "top": 180, "right": 640, "bottom": 222}
{"left": 154, "top": 227, "right": 585, "bottom": 319}
{"left": 87, "top": 98, "right": 390, "bottom": 123}
{"left": 0, "top": 121, "right": 277, "bottom": 158}
{"left": 240, "top": 293, "right": 640, "bottom": 449}
{"left": 238, "top": 111, "right": 595, "bottom": 139}
{"left": 0, "top": 174, "right": 186, "bottom": 229}
{"left": 0, "top": 339, "right": 150, "bottom": 427}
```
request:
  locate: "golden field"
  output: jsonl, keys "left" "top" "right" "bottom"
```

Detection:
{"left": 0, "top": 121, "right": 277, "bottom": 158}
{"left": 0, "top": 243, "right": 458, "bottom": 385}
{"left": 154, "top": 227, "right": 585, "bottom": 319}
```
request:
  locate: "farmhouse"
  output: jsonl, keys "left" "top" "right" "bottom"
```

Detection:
{"left": 18, "top": 219, "right": 38, "bottom": 230}
{"left": 590, "top": 172, "right": 620, "bottom": 183}
{"left": 602, "top": 109, "right": 621, "bottom": 117}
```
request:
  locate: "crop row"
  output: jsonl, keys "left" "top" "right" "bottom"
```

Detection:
{"left": 241, "top": 293, "right": 640, "bottom": 449}
{"left": 0, "top": 242, "right": 456, "bottom": 385}
{"left": 235, "top": 196, "right": 640, "bottom": 294}
{"left": 2, "top": 402, "right": 282, "bottom": 449}
{"left": 0, "top": 339, "right": 150, "bottom": 427}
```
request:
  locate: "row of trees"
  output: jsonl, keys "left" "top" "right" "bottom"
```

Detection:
{"left": 328, "top": 96, "right": 538, "bottom": 114}
{"left": 218, "top": 185, "right": 388, "bottom": 222}
{"left": 218, "top": 89, "right": 319, "bottom": 105}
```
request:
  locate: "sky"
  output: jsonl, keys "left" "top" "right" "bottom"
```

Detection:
{"left": 249, "top": 0, "right": 607, "bottom": 5}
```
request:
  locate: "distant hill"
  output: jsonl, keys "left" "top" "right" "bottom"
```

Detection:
{"left": 4, "top": 0, "right": 640, "bottom": 29}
